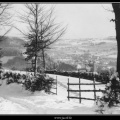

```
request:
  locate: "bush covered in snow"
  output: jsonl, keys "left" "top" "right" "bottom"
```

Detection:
{"left": 96, "top": 72, "right": 120, "bottom": 113}
{"left": 0, "top": 71, "right": 56, "bottom": 94}
{"left": 24, "top": 74, "right": 55, "bottom": 93}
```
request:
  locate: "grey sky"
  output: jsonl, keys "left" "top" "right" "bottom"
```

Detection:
{"left": 7, "top": 3, "right": 115, "bottom": 39}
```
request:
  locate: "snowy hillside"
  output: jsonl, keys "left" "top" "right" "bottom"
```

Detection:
{"left": 0, "top": 79, "right": 96, "bottom": 114}
{"left": 0, "top": 71, "right": 120, "bottom": 115}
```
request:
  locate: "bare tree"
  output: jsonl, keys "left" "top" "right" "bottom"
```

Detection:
{"left": 0, "top": 3, "right": 13, "bottom": 68}
{"left": 0, "top": 4, "right": 13, "bottom": 38}
{"left": 17, "top": 4, "right": 67, "bottom": 77}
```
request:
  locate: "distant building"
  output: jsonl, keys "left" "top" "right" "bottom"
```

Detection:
{"left": 79, "top": 68, "right": 87, "bottom": 72}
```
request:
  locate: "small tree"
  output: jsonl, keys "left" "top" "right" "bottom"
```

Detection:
{"left": 17, "top": 4, "right": 66, "bottom": 77}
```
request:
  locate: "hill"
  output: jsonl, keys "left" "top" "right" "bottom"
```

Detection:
{"left": 3, "top": 56, "right": 27, "bottom": 70}
{"left": 3, "top": 54, "right": 77, "bottom": 71}
{"left": 0, "top": 36, "right": 117, "bottom": 71}
{"left": 0, "top": 36, "right": 26, "bottom": 57}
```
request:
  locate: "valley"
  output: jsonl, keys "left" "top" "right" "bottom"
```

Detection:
{"left": 0, "top": 36, "right": 117, "bottom": 71}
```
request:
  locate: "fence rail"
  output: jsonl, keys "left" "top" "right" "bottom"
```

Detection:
{"left": 67, "top": 96, "right": 96, "bottom": 101}
{"left": 67, "top": 89, "right": 105, "bottom": 92}
{"left": 67, "top": 77, "right": 105, "bottom": 103}
{"left": 68, "top": 83, "right": 103, "bottom": 85}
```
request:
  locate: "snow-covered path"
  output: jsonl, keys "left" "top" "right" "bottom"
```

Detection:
{"left": 0, "top": 90, "right": 96, "bottom": 114}
{"left": 0, "top": 72, "right": 119, "bottom": 114}
{"left": 0, "top": 97, "right": 36, "bottom": 114}
{"left": 0, "top": 77, "right": 97, "bottom": 114}
{"left": 48, "top": 74, "right": 105, "bottom": 105}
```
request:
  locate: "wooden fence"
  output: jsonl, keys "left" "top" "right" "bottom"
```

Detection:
{"left": 49, "top": 76, "right": 57, "bottom": 95}
{"left": 67, "top": 77, "right": 105, "bottom": 103}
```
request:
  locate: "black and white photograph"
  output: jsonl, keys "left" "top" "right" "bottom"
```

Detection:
{"left": 0, "top": 2, "right": 119, "bottom": 115}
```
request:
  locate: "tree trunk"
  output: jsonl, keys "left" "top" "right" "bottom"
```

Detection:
{"left": 41, "top": 21, "right": 46, "bottom": 72}
{"left": 34, "top": 55, "right": 37, "bottom": 77}
{"left": 34, "top": 4, "right": 38, "bottom": 77}
{"left": 112, "top": 3, "right": 120, "bottom": 76}
{"left": 42, "top": 48, "right": 45, "bottom": 70}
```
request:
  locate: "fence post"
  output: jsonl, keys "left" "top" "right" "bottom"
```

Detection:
{"left": 56, "top": 76, "right": 57, "bottom": 95}
{"left": 79, "top": 76, "right": 81, "bottom": 103}
{"left": 93, "top": 77, "right": 96, "bottom": 101}
{"left": 68, "top": 77, "right": 70, "bottom": 101}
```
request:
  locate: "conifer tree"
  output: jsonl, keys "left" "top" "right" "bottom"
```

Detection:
{"left": 18, "top": 4, "right": 66, "bottom": 77}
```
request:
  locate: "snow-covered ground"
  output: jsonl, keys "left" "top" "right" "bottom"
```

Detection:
{"left": 48, "top": 74, "right": 105, "bottom": 105}
{"left": 0, "top": 71, "right": 120, "bottom": 115}
{"left": 0, "top": 79, "right": 96, "bottom": 114}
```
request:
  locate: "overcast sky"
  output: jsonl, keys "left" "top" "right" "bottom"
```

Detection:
{"left": 7, "top": 3, "right": 115, "bottom": 39}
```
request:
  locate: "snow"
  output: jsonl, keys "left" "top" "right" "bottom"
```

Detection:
{"left": 0, "top": 71, "right": 119, "bottom": 115}
{"left": 48, "top": 74, "right": 105, "bottom": 104}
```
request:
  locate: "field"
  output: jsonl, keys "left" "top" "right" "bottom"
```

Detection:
{"left": 0, "top": 73, "right": 97, "bottom": 114}
{"left": 48, "top": 36, "right": 117, "bottom": 65}
{"left": 0, "top": 70, "right": 120, "bottom": 114}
